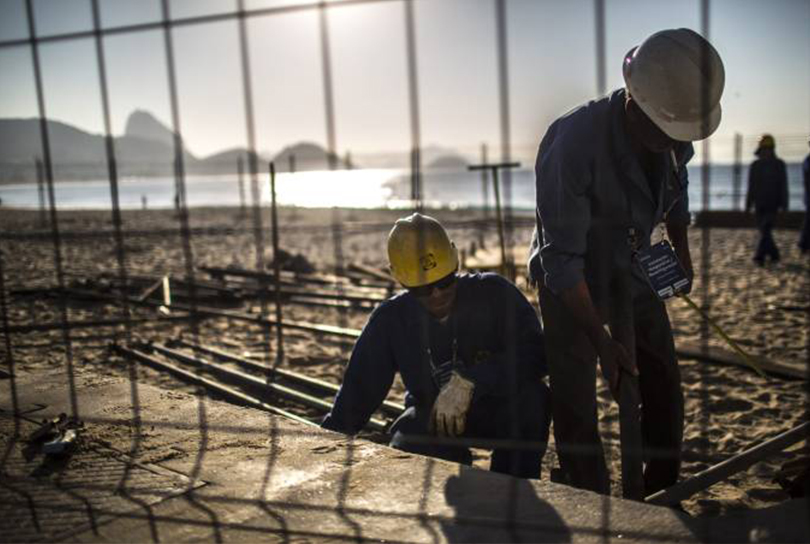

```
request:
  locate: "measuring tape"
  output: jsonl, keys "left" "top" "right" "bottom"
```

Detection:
{"left": 678, "top": 294, "right": 766, "bottom": 377}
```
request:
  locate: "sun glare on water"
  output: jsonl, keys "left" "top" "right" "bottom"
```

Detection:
{"left": 262, "top": 169, "right": 401, "bottom": 209}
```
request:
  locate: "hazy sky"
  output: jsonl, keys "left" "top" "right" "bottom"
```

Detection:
{"left": 0, "top": 0, "right": 808, "bottom": 163}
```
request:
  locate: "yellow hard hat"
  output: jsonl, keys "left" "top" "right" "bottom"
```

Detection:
{"left": 387, "top": 213, "right": 458, "bottom": 288}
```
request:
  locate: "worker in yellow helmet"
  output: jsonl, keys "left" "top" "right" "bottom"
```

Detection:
{"left": 323, "top": 213, "right": 551, "bottom": 479}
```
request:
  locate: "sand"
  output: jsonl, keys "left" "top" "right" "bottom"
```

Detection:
{"left": 1, "top": 205, "right": 808, "bottom": 518}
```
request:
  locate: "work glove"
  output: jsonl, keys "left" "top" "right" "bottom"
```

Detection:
{"left": 429, "top": 371, "right": 475, "bottom": 438}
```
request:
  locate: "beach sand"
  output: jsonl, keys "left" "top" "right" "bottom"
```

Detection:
{"left": 1, "top": 206, "right": 807, "bottom": 518}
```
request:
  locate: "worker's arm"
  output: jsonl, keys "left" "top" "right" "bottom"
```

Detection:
{"left": 321, "top": 306, "right": 396, "bottom": 434}
{"left": 557, "top": 280, "right": 637, "bottom": 400}
{"left": 534, "top": 127, "right": 636, "bottom": 400}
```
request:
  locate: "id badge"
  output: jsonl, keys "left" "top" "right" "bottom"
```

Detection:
{"left": 635, "top": 240, "right": 691, "bottom": 300}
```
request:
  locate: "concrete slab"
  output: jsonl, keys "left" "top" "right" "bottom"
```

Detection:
{"left": 1, "top": 372, "right": 808, "bottom": 543}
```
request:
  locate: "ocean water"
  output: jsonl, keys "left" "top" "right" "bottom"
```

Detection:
{"left": 0, "top": 163, "right": 805, "bottom": 212}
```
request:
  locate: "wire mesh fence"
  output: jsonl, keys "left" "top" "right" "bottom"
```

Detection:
{"left": 1, "top": 0, "right": 809, "bottom": 542}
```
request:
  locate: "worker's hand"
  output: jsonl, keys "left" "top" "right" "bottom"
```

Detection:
{"left": 597, "top": 337, "right": 637, "bottom": 401}
{"left": 429, "top": 372, "right": 475, "bottom": 437}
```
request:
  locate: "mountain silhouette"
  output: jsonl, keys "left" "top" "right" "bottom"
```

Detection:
{"left": 124, "top": 110, "right": 176, "bottom": 148}
{"left": 272, "top": 142, "right": 348, "bottom": 172}
{"left": 0, "top": 112, "right": 344, "bottom": 182}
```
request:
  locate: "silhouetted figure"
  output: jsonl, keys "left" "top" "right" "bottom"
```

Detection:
{"left": 799, "top": 138, "right": 810, "bottom": 254}
{"left": 746, "top": 134, "right": 788, "bottom": 265}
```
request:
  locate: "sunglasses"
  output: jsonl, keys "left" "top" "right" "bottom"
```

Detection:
{"left": 408, "top": 272, "right": 457, "bottom": 298}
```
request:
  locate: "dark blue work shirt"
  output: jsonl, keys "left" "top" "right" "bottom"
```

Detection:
{"left": 321, "top": 273, "right": 547, "bottom": 435}
{"left": 528, "top": 89, "right": 693, "bottom": 306}
{"left": 746, "top": 156, "right": 788, "bottom": 213}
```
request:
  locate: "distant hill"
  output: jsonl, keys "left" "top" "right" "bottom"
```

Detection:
{"left": 0, "top": 112, "right": 199, "bottom": 182}
{"left": 272, "top": 142, "right": 349, "bottom": 172}
{"left": 124, "top": 110, "right": 175, "bottom": 148}
{"left": 0, "top": 112, "right": 348, "bottom": 182}
{"left": 427, "top": 154, "right": 469, "bottom": 170}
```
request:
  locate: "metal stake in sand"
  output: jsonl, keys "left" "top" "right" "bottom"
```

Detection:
{"left": 237, "top": 155, "right": 246, "bottom": 215}
{"left": 35, "top": 157, "right": 47, "bottom": 227}
{"left": 269, "top": 162, "right": 284, "bottom": 362}
{"left": 610, "top": 273, "right": 645, "bottom": 501}
{"left": 468, "top": 162, "right": 520, "bottom": 281}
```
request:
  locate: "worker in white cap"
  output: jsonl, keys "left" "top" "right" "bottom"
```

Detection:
{"left": 323, "top": 213, "right": 551, "bottom": 478}
{"left": 528, "top": 28, "right": 725, "bottom": 495}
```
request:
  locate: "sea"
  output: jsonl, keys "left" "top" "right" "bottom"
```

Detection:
{"left": 0, "top": 163, "right": 805, "bottom": 212}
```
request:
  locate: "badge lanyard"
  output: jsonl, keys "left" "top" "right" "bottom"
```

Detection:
{"left": 422, "top": 311, "right": 459, "bottom": 390}
{"left": 612, "top": 141, "right": 693, "bottom": 299}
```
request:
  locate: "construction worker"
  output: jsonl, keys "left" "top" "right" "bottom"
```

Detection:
{"left": 746, "top": 134, "right": 789, "bottom": 265}
{"left": 323, "top": 213, "right": 551, "bottom": 479}
{"left": 528, "top": 29, "right": 725, "bottom": 495}
{"left": 800, "top": 138, "right": 810, "bottom": 254}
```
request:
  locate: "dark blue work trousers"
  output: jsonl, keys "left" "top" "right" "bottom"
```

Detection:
{"left": 754, "top": 211, "right": 781, "bottom": 263}
{"left": 388, "top": 381, "right": 551, "bottom": 479}
{"left": 540, "top": 288, "right": 684, "bottom": 496}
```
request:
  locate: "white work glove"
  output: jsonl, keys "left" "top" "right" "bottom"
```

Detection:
{"left": 429, "top": 371, "right": 475, "bottom": 438}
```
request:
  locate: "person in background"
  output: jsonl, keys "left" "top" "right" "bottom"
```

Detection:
{"left": 746, "top": 134, "right": 788, "bottom": 265}
{"left": 798, "top": 138, "right": 810, "bottom": 254}
{"left": 528, "top": 28, "right": 724, "bottom": 496}
{"left": 323, "top": 213, "right": 551, "bottom": 479}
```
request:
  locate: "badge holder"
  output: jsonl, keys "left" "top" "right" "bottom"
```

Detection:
{"left": 634, "top": 224, "right": 691, "bottom": 300}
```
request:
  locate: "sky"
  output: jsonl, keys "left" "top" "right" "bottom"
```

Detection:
{"left": 0, "top": 0, "right": 808, "bottom": 164}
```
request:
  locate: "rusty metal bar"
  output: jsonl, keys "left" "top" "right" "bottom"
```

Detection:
{"left": 114, "top": 344, "right": 316, "bottom": 427}
{"left": 647, "top": 422, "right": 810, "bottom": 506}
{"left": 173, "top": 339, "right": 405, "bottom": 418}
{"left": 149, "top": 342, "right": 389, "bottom": 432}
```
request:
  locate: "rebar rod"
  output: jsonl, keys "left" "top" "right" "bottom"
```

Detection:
{"left": 114, "top": 345, "right": 315, "bottom": 427}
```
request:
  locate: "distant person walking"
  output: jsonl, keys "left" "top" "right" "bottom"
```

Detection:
{"left": 799, "top": 138, "right": 810, "bottom": 254}
{"left": 746, "top": 134, "right": 788, "bottom": 265}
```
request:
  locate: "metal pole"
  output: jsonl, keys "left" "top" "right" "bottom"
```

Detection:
{"left": 732, "top": 132, "right": 742, "bottom": 211}
{"left": 269, "top": 162, "right": 284, "bottom": 362}
{"left": 647, "top": 422, "right": 810, "bottom": 506}
{"left": 492, "top": 167, "right": 507, "bottom": 278}
{"left": 479, "top": 143, "right": 489, "bottom": 251}
{"left": 469, "top": 162, "right": 519, "bottom": 280}
{"left": 35, "top": 157, "right": 46, "bottom": 227}
{"left": 237, "top": 155, "right": 246, "bottom": 214}
{"left": 594, "top": 0, "right": 606, "bottom": 96}
{"left": 404, "top": 0, "right": 422, "bottom": 210}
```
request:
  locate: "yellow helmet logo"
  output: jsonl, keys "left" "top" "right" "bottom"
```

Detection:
{"left": 420, "top": 253, "right": 437, "bottom": 271}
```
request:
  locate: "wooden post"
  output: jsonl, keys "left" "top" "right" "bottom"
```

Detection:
{"left": 468, "top": 162, "right": 520, "bottom": 281}
{"left": 732, "top": 133, "right": 742, "bottom": 210}
{"left": 237, "top": 155, "right": 246, "bottom": 214}
{"left": 35, "top": 157, "right": 47, "bottom": 227}
{"left": 269, "top": 162, "right": 284, "bottom": 361}
{"left": 647, "top": 421, "right": 810, "bottom": 506}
